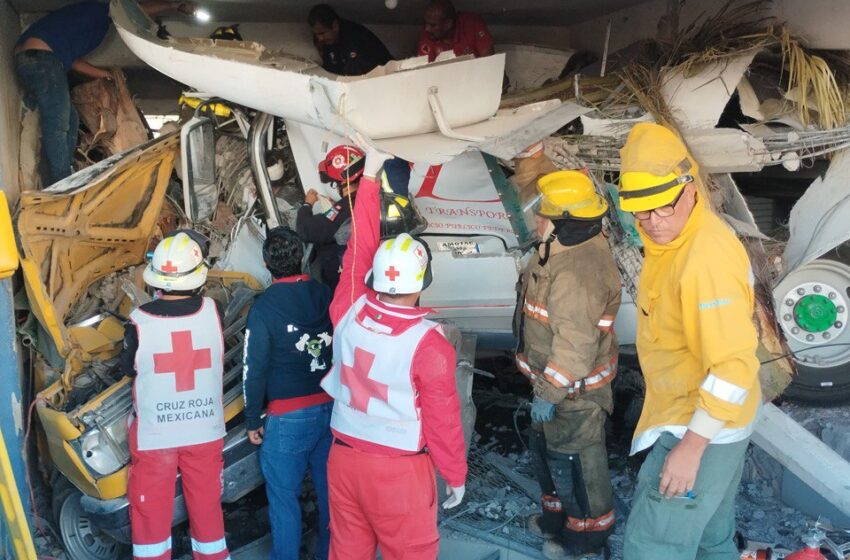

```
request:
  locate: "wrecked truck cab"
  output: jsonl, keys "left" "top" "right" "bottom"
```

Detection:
{"left": 111, "top": 0, "right": 632, "bottom": 350}
{"left": 17, "top": 131, "right": 264, "bottom": 559}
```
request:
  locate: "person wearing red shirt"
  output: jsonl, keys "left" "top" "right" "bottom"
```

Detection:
{"left": 417, "top": 0, "right": 494, "bottom": 62}
{"left": 320, "top": 138, "right": 467, "bottom": 560}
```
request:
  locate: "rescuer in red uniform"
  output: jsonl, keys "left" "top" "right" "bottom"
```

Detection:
{"left": 320, "top": 140, "right": 468, "bottom": 559}
{"left": 120, "top": 230, "right": 230, "bottom": 560}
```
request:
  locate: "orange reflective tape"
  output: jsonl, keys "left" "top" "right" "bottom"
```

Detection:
{"left": 542, "top": 494, "right": 563, "bottom": 513}
{"left": 565, "top": 509, "right": 615, "bottom": 532}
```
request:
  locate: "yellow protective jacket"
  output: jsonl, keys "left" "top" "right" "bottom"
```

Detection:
{"left": 516, "top": 234, "right": 622, "bottom": 404}
{"left": 633, "top": 196, "right": 761, "bottom": 452}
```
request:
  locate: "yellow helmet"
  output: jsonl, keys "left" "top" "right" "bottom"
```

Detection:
{"left": 535, "top": 170, "right": 608, "bottom": 220}
{"left": 619, "top": 171, "right": 693, "bottom": 213}
{"left": 618, "top": 123, "right": 696, "bottom": 212}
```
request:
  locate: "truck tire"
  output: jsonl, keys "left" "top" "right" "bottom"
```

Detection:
{"left": 781, "top": 363, "right": 850, "bottom": 404}
{"left": 774, "top": 252, "right": 850, "bottom": 404}
{"left": 52, "top": 478, "right": 128, "bottom": 560}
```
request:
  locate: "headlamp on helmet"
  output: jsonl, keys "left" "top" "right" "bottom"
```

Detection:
{"left": 380, "top": 191, "right": 427, "bottom": 240}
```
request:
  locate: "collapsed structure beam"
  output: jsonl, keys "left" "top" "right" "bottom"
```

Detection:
{"left": 752, "top": 403, "right": 850, "bottom": 519}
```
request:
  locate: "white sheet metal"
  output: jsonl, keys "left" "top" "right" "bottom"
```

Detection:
{"left": 737, "top": 78, "right": 765, "bottom": 121}
{"left": 682, "top": 128, "right": 769, "bottom": 173}
{"left": 783, "top": 149, "right": 850, "bottom": 275}
{"left": 660, "top": 51, "right": 758, "bottom": 129}
{"left": 409, "top": 151, "right": 518, "bottom": 246}
{"left": 112, "top": 0, "right": 587, "bottom": 164}
{"left": 111, "top": 0, "right": 503, "bottom": 140}
{"left": 580, "top": 113, "right": 654, "bottom": 136}
{"left": 375, "top": 101, "right": 593, "bottom": 164}
{"left": 214, "top": 216, "right": 272, "bottom": 287}
{"left": 420, "top": 247, "right": 519, "bottom": 335}
{"left": 498, "top": 43, "right": 574, "bottom": 92}
{"left": 287, "top": 101, "right": 591, "bottom": 169}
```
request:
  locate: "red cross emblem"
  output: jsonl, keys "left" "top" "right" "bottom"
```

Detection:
{"left": 153, "top": 331, "right": 212, "bottom": 392}
{"left": 385, "top": 266, "right": 400, "bottom": 281}
{"left": 161, "top": 260, "right": 179, "bottom": 273}
{"left": 340, "top": 348, "right": 389, "bottom": 412}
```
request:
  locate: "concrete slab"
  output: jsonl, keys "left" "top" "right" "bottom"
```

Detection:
{"left": 752, "top": 403, "right": 850, "bottom": 520}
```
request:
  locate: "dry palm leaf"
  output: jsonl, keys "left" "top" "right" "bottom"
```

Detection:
{"left": 781, "top": 28, "right": 846, "bottom": 129}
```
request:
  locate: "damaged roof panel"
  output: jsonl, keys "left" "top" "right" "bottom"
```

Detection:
{"left": 110, "top": 0, "right": 585, "bottom": 164}
{"left": 111, "top": 0, "right": 504, "bottom": 139}
{"left": 783, "top": 149, "right": 850, "bottom": 275}
{"left": 17, "top": 133, "right": 178, "bottom": 356}
{"left": 660, "top": 50, "right": 759, "bottom": 129}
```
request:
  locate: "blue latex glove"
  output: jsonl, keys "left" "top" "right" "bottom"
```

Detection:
{"left": 530, "top": 397, "right": 556, "bottom": 423}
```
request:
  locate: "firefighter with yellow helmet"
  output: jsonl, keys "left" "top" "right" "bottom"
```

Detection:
{"left": 513, "top": 151, "right": 622, "bottom": 559}
{"left": 618, "top": 123, "right": 760, "bottom": 560}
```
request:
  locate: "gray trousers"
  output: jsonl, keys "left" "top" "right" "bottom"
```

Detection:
{"left": 624, "top": 432, "right": 749, "bottom": 560}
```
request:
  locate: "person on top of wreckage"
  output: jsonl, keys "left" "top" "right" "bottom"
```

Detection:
{"left": 319, "top": 136, "right": 467, "bottom": 560}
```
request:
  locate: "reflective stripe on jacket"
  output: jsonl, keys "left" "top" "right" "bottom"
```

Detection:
{"left": 516, "top": 233, "right": 622, "bottom": 404}
{"left": 632, "top": 196, "right": 760, "bottom": 451}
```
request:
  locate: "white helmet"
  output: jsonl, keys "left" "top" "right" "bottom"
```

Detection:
{"left": 366, "top": 233, "right": 432, "bottom": 295}
{"left": 143, "top": 231, "right": 208, "bottom": 291}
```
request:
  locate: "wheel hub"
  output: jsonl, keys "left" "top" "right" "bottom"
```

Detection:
{"left": 59, "top": 491, "right": 123, "bottom": 560}
{"left": 778, "top": 281, "right": 848, "bottom": 347}
{"left": 795, "top": 294, "right": 838, "bottom": 333}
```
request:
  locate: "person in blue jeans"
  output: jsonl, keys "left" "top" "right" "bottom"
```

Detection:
{"left": 13, "top": 1, "right": 191, "bottom": 185}
{"left": 243, "top": 226, "right": 334, "bottom": 560}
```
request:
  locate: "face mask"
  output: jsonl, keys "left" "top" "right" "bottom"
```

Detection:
{"left": 552, "top": 216, "right": 603, "bottom": 246}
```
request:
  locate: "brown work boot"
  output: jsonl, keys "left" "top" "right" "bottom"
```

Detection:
{"left": 528, "top": 514, "right": 557, "bottom": 538}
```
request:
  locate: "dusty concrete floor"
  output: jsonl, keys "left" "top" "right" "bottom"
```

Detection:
{"left": 32, "top": 360, "right": 850, "bottom": 560}
{"left": 463, "top": 360, "right": 824, "bottom": 559}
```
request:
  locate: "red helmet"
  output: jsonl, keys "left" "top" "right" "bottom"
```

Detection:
{"left": 318, "top": 145, "right": 365, "bottom": 186}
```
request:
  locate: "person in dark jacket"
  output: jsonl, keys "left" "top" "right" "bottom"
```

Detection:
{"left": 243, "top": 226, "right": 333, "bottom": 560}
{"left": 308, "top": 4, "right": 392, "bottom": 76}
{"left": 296, "top": 144, "right": 365, "bottom": 290}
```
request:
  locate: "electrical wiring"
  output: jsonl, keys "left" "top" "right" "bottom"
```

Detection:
{"left": 759, "top": 342, "right": 850, "bottom": 365}
{"left": 23, "top": 397, "right": 48, "bottom": 540}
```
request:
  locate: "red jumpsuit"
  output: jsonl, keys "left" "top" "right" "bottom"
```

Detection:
{"left": 323, "top": 175, "right": 467, "bottom": 560}
{"left": 123, "top": 297, "right": 230, "bottom": 560}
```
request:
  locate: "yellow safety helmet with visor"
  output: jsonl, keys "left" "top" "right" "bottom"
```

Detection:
{"left": 533, "top": 170, "right": 608, "bottom": 220}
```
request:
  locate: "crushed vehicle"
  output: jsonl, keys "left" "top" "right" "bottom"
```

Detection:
{"left": 16, "top": 1, "right": 850, "bottom": 557}
{"left": 18, "top": 132, "right": 265, "bottom": 559}
{"left": 18, "top": 99, "right": 481, "bottom": 559}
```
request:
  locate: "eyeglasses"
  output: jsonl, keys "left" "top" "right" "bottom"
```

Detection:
{"left": 632, "top": 188, "right": 687, "bottom": 221}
